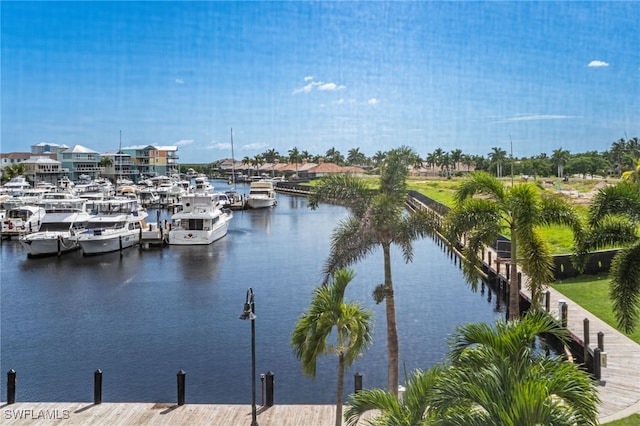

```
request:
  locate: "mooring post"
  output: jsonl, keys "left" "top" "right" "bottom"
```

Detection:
{"left": 545, "top": 290, "right": 551, "bottom": 312}
{"left": 505, "top": 263, "right": 510, "bottom": 280}
{"left": 487, "top": 251, "right": 492, "bottom": 269}
{"left": 94, "top": 369, "right": 102, "bottom": 404}
{"left": 517, "top": 272, "right": 522, "bottom": 290}
{"left": 7, "top": 369, "right": 16, "bottom": 405}
{"left": 177, "top": 369, "right": 186, "bottom": 406}
{"left": 598, "top": 331, "right": 605, "bottom": 351}
{"left": 560, "top": 302, "right": 568, "bottom": 328}
{"left": 593, "top": 347, "right": 601, "bottom": 380}
{"left": 583, "top": 319, "right": 590, "bottom": 364}
{"left": 354, "top": 372, "right": 362, "bottom": 393}
{"left": 265, "top": 370, "right": 274, "bottom": 407}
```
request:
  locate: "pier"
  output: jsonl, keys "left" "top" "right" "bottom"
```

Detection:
{"left": 0, "top": 403, "right": 377, "bottom": 425}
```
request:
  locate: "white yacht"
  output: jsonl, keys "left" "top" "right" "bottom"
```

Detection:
{"left": 20, "top": 194, "right": 90, "bottom": 257}
{"left": 246, "top": 180, "right": 277, "bottom": 209}
{"left": 167, "top": 193, "right": 232, "bottom": 245}
{"left": 75, "top": 199, "right": 148, "bottom": 255}
{"left": 2, "top": 204, "right": 46, "bottom": 235}
{"left": 1, "top": 176, "right": 32, "bottom": 195}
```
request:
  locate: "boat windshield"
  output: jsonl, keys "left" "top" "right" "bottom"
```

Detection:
{"left": 39, "top": 223, "right": 75, "bottom": 232}
{"left": 86, "top": 221, "right": 123, "bottom": 230}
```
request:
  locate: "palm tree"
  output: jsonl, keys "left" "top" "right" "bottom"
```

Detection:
{"left": 1, "top": 162, "right": 26, "bottom": 181}
{"left": 288, "top": 147, "right": 301, "bottom": 178}
{"left": 488, "top": 147, "right": 507, "bottom": 178}
{"left": 450, "top": 149, "right": 463, "bottom": 172}
{"left": 551, "top": 148, "right": 571, "bottom": 178}
{"left": 291, "top": 268, "right": 373, "bottom": 426}
{"left": 577, "top": 181, "right": 640, "bottom": 332}
{"left": 429, "top": 310, "right": 599, "bottom": 425}
{"left": 308, "top": 146, "right": 437, "bottom": 397}
{"left": 345, "top": 367, "right": 441, "bottom": 426}
{"left": 445, "top": 172, "right": 582, "bottom": 319}
{"left": 372, "top": 151, "right": 386, "bottom": 170}
{"left": 346, "top": 311, "right": 598, "bottom": 426}
{"left": 251, "top": 155, "right": 264, "bottom": 176}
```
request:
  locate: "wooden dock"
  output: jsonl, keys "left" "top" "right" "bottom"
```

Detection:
{"left": 0, "top": 403, "right": 377, "bottom": 425}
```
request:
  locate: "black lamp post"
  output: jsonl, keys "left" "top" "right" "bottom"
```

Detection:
{"left": 239, "top": 287, "right": 258, "bottom": 426}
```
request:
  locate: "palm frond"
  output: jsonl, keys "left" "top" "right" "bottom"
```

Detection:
{"left": 454, "top": 172, "right": 505, "bottom": 205}
{"left": 324, "top": 215, "right": 377, "bottom": 276}
{"left": 610, "top": 242, "right": 640, "bottom": 333}
{"left": 589, "top": 181, "right": 640, "bottom": 226}
{"left": 308, "top": 174, "right": 374, "bottom": 217}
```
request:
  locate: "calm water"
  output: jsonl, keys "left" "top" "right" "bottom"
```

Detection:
{"left": 1, "top": 185, "right": 505, "bottom": 404}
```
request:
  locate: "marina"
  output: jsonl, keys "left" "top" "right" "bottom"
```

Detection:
{"left": 1, "top": 187, "right": 505, "bottom": 405}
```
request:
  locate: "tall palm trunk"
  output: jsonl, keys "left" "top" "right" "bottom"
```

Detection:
{"left": 383, "top": 242, "right": 399, "bottom": 397}
{"left": 509, "top": 224, "right": 520, "bottom": 320}
{"left": 336, "top": 353, "right": 345, "bottom": 426}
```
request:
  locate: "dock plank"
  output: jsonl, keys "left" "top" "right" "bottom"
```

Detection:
{"left": 0, "top": 403, "right": 364, "bottom": 425}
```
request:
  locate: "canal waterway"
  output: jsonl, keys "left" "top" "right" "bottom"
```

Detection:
{"left": 1, "top": 186, "right": 505, "bottom": 404}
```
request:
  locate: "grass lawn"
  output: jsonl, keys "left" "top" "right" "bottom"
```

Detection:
{"left": 551, "top": 274, "right": 640, "bottom": 344}
{"left": 602, "top": 414, "right": 640, "bottom": 425}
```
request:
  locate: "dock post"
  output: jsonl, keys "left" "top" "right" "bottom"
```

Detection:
{"left": 7, "top": 369, "right": 16, "bottom": 404}
{"left": 545, "top": 290, "right": 550, "bottom": 312}
{"left": 177, "top": 370, "right": 186, "bottom": 406}
{"left": 94, "top": 369, "right": 102, "bottom": 404}
{"left": 559, "top": 301, "right": 568, "bottom": 328}
{"left": 487, "top": 251, "right": 492, "bottom": 269}
{"left": 593, "top": 347, "right": 601, "bottom": 380}
{"left": 354, "top": 372, "right": 362, "bottom": 393}
{"left": 598, "top": 331, "right": 604, "bottom": 351}
{"left": 517, "top": 272, "right": 522, "bottom": 290}
{"left": 265, "top": 370, "right": 274, "bottom": 407}
{"left": 505, "top": 262, "right": 510, "bottom": 280}
{"left": 583, "top": 319, "right": 590, "bottom": 364}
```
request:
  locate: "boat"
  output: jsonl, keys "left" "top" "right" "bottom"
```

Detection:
{"left": 1, "top": 176, "right": 32, "bottom": 195}
{"left": 19, "top": 194, "right": 91, "bottom": 257}
{"left": 1, "top": 204, "right": 46, "bottom": 236}
{"left": 167, "top": 193, "right": 232, "bottom": 245}
{"left": 75, "top": 198, "right": 148, "bottom": 255}
{"left": 246, "top": 180, "right": 277, "bottom": 209}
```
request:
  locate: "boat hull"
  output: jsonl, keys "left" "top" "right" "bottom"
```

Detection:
{"left": 77, "top": 230, "right": 141, "bottom": 255}
{"left": 20, "top": 232, "right": 80, "bottom": 257}
{"left": 246, "top": 197, "right": 276, "bottom": 209}
{"left": 167, "top": 216, "right": 230, "bottom": 245}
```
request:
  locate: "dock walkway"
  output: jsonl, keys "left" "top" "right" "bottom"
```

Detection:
{"left": 0, "top": 403, "right": 377, "bottom": 425}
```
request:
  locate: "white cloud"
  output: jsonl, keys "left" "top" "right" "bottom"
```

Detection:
{"left": 293, "top": 78, "right": 346, "bottom": 94}
{"left": 493, "top": 114, "right": 577, "bottom": 124}
{"left": 242, "top": 143, "right": 269, "bottom": 151}
{"left": 176, "top": 139, "right": 193, "bottom": 146}
{"left": 588, "top": 60, "right": 609, "bottom": 67}
{"left": 318, "top": 82, "right": 346, "bottom": 91}
{"left": 175, "top": 78, "right": 185, "bottom": 84}
{"left": 207, "top": 142, "right": 231, "bottom": 150}
{"left": 368, "top": 98, "right": 380, "bottom": 105}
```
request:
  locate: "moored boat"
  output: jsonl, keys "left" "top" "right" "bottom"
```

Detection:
{"left": 246, "top": 180, "right": 277, "bottom": 209}
{"left": 75, "top": 199, "right": 148, "bottom": 255}
{"left": 20, "top": 194, "right": 90, "bottom": 257}
{"left": 167, "top": 193, "right": 232, "bottom": 245}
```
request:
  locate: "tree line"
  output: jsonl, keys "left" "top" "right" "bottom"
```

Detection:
{"left": 206, "top": 136, "right": 639, "bottom": 179}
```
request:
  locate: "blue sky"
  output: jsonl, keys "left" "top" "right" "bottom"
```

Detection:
{"left": 2, "top": 1, "right": 639, "bottom": 163}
